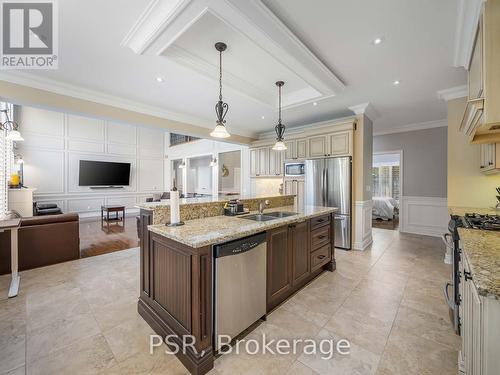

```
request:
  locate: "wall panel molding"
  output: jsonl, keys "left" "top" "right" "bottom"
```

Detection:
{"left": 18, "top": 106, "right": 167, "bottom": 217}
{"left": 400, "top": 196, "right": 448, "bottom": 237}
{"left": 353, "top": 200, "right": 373, "bottom": 250}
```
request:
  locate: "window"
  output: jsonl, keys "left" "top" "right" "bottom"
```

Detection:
{"left": 169, "top": 133, "right": 199, "bottom": 146}
{"left": 372, "top": 165, "right": 400, "bottom": 200}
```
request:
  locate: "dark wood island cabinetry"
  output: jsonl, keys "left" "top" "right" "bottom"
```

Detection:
{"left": 138, "top": 208, "right": 336, "bottom": 375}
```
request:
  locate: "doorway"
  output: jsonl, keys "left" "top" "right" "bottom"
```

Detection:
{"left": 372, "top": 151, "right": 402, "bottom": 231}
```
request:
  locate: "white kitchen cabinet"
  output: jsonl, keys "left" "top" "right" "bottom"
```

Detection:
{"left": 250, "top": 149, "right": 259, "bottom": 177}
{"left": 258, "top": 148, "right": 269, "bottom": 176}
{"left": 284, "top": 141, "right": 296, "bottom": 160}
{"left": 308, "top": 135, "right": 328, "bottom": 158}
{"left": 329, "top": 131, "right": 351, "bottom": 156}
{"left": 269, "top": 149, "right": 284, "bottom": 176}
{"left": 296, "top": 139, "right": 307, "bottom": 159}
{"left": 284, "top": 179, "right": 304, "bottom": 207}
{"left": 479, "top": 143, "right": 500, "bottom": 174}
{"left": 459, "top": 251, "right": 500, "bottom": 375}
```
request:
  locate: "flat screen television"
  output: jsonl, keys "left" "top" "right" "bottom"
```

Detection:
{"left": 78, "top": 160, "right": 131, "bottom": 186}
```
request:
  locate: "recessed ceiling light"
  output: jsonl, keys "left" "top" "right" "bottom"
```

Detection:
{"left": 156, "top": 76, "right": 165, "bottom": 83}
{"left": 393, "top": 80, "right": 400, "bottom": 86}
{"left": 313, "top": 102, "right": 318, "bottom": 106}
{"left": 373, "top": 37, "right": 383, "bottom": 45}
{"left": 261, "top": 115, "right": 265, "bottom": 120}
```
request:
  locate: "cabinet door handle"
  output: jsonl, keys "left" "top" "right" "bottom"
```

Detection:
{"left": 316, "top": 219, "right": 325, "bottom": 223}
{"left": 317, "top": 235, "right": 326, "bottom": 240}
{"left": 464, "top": 271, "right": 472, "bottom": 281}
{"left": 317, "top": 255, "right": 326, "bottom": 260}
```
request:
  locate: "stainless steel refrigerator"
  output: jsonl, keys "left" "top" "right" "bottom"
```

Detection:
{"left": 305, "top": 157, "right": 352, "bottom": 250}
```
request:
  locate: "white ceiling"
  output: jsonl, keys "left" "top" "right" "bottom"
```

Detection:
{"left": 0, "top": 0, "right": 466, "bottom": 138}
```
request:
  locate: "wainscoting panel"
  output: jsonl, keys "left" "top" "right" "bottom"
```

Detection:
{"left": 107, "top": 122, "right": 137, "bottom": 145}
{"left": 18, "top": 106, "right": 166, "bottom": 218}
{"left": 353, "top": 200, "right": 373, "bottom": 250}
{"left": 400, "top": 196, "right": 448, "bottom": 237}
{"left": 67, "top": 115, "right": 104, "bottom": 141}
{"left": 19, "top": 106, "right": 64, "bottom": 136}
{"left": 22, "top": 149, "right": 65, "bottom": 194}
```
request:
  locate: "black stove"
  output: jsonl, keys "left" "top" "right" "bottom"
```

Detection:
{"left": 463, "top": 213, "right": 500, "bottom": 231}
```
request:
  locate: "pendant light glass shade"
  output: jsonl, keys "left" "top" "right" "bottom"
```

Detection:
{"left": 211, "top": 42, "right": 230, "bottom": 138}
{"left": 272, "top": 140, "right": 287, "bottom": 151}
{"left": 6, "top": 130, "right": 24, "bottom": 142}
{"left": 210, "top": 123, "right": 230, "bottom": 138}
{"left": 273, "top": 81, "right": 287, "bottom": 151}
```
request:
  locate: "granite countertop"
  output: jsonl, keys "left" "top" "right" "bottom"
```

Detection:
{"left": 458, "top": 228, "right": 500, "bottom": 299}
{"left": 449, "top": 206, "right": 500, "bottom": 216}
{"left": 136, "top": 194, "right": 294, "bottom": 210}
{"left": 148, "top": 205, "right": 337, "bottom": 248}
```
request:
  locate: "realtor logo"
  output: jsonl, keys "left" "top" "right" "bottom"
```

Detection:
{"left": 1, "top": 0, "right": 58, "bottom": 69}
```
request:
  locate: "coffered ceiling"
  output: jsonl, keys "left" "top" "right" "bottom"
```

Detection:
{"left": 0, "top": 0, "right": 466, "bottom": 138}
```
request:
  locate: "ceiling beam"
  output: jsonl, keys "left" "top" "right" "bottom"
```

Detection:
{"left": 0, "top": 80, "right": 256, "bottom": 145}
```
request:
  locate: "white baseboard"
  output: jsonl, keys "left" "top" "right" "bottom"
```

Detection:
{"left": 353, "top": 200, "right": 373, "bottom": 250}
{"left": 400, "top": 196, "right": 448, "bottom": 237}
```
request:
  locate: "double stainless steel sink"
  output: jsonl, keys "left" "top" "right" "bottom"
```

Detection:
{"left": 239, "top": 211, "right": 297, "bottom": 222}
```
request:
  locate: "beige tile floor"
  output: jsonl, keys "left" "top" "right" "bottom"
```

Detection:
{"left": 0, "top": 228, "right": 460, "bottom": 375}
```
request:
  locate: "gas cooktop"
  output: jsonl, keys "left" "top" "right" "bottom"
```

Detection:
{"left": 463, "top": 213, "right": 500, "bottom": 231}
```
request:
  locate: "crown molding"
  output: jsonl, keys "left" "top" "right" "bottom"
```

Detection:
{"left": 436, "top": 85, "right": 467, "bottom": 101}
{"left": 453, "top": 0, "right": 485, "bottom": 68}
{"left": 373, "top": 119, "right": 447, "bottom": 136}
{"left": 348, "top": 102, "right": 380, "bottom": 121}
{"left": 121, "top": 0, "right": 345, "bottom": 108}
{"left": 0, "top": 71, "right": 260, "bottom": 138}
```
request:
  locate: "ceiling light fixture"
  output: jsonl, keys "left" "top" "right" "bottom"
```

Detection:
{"left": 0, "top": 109, "right": 24, "bottom": 142}
{"left": 261, "top": 115, "right": 265, "bottom": 120}
{"left": 373, "top": 37, "right": 383, "bottom": 45}
{"left": 272, "top": 81, "right": 287, "bottom": 151}
{"left": 156, "top": 76, "right": 164, "bottom": 83}
{"left": 313, "top": 102, "right": 318, "bottom": 106}
{"left": 210, "top": 42, "right": 230, "bottom": 139}
{"left": 393, "top": 80, "right": 400, "bottom": 85}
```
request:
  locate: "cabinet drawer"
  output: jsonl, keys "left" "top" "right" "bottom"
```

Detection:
{"left": 311, "top": 225, "right": 331, "bottom": 251}
{"left": 310, "top": 214, "right": 331, "bottom": 230}
{"left": 311, "top": 244, "right": 331, "bottom": 272}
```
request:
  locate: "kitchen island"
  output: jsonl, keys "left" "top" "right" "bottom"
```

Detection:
{"left": 137, "top": 204, "right": 337, "bottom": 375}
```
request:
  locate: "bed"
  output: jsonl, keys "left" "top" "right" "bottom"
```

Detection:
{"left": 372, "top": 197, "right": 399, "bottom": 220}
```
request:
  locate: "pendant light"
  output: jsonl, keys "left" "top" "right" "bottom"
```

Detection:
{"left": 210, "top": 42, "right": 230, "bottom": 138}
{"left": 0, "top": 109, "right": 24, "bottom": 142}
{"left": 272, "top": 81, "right": 287, "bottom": 151}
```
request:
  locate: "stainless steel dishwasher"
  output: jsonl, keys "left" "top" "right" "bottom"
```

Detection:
{"left": 214, "top": 232, "right": 267, "bottom": 351}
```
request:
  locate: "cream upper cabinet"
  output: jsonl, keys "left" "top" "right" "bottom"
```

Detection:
{"left": 258, "top": 148, "right": 269, "bottom": 176}
{"left": 479, "top": 143, "right": 500, "bottom": 174}
{"left": 284, "top": 141, "right": 296, "bottom": 160}
{"left": 250, "top": 147, "right": 284, "bottom": 177}
{"left": 469, "top": 16, "right": 484, "bottom": 100}
{"left": 250, "top": 149, "right": 259, "bottom": 177}
{"left": 296, "top": 139, "right": 307, "bottom": 159}
{"left": 269, "top": 149, "right": 284, "bottom": 176}
{"left": 308, "top": 135, "right": 328, "bottom": 157}
{"left": 329, "top": 131, "right": 351, "bottom": 156}
{"left": 461, "top": 0, "right": 500, "bottom": 143}
{"left": 284, "top": 138, "right": 308, "bottom": 160}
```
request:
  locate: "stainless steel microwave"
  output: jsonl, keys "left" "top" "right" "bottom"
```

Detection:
{"left": 284, "top": 162, "right": 305, "bottom": 177}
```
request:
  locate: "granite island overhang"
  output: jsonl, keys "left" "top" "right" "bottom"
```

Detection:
{"left": 137, "top": 204, "right": 338, "bottom": 375}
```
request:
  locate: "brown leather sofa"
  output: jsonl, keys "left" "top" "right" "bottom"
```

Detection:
{"left": 0, "top": 213, "right": 80, "bottom": 275}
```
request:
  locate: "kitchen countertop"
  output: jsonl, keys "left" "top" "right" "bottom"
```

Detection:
{"left": 148, "top": 205, "right": 337, "bottom": 248}
{"left": 448, "top": 206, "right": 500, "bottom": 216}
{"left": 136, "top": 194, "right": 294, "bottom": 210}
{"left": 458, "top": 228, "right": 500, "bottom": 299}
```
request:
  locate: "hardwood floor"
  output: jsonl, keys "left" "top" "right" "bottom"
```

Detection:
{"left": 79, "top": 216, "right": 139, "bottom": 258}
{"left": 372, "top": 216, "right": 400, "bottom": 231}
